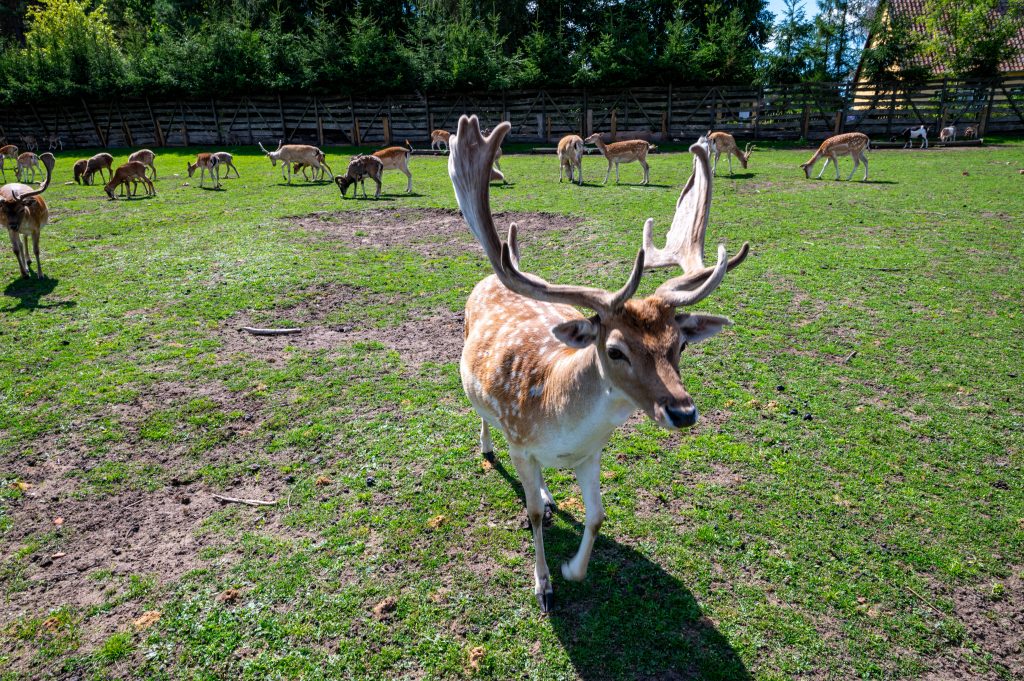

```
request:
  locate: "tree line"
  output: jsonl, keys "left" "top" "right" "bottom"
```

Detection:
{"left": 0, "top": 0, "right": 1020, "bottom": 105}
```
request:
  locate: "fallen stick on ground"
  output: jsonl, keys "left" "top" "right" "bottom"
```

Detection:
{"left": 212, "top": 493, "right": 278, "bottom": 507}
{"left": 239, "top": 327, "right": 302, "bottom": 336}
{"left": 841, "top": 350, "right": 858, "bottom": 364}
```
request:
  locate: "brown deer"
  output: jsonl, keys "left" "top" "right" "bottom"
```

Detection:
{"left": 105, "top": 161, "right": 156, "bottom": 199}
{"left": 46, "top": 134, "right": 63, "bottom": 151}
{"left": 707, "top": 132, "right": 753, "bottom": 175}
{"left": 258, "top": 141, "right": 333, "bottom": 183}
{"left": 15, "top": 153, "right": 42, "bottom": 184}
{"left": 963, "top": 126, "right": 977, "bottom": 140}
{"left": 430, "top": 129, "right": 451, "bottom": 152}
{"left": 450, "top": 116, "right": 748, "bottom": 611}
{"left": 335, "top": 155, "right": 384, "bottom": 199}
{"left": 128, "top": 149, "right": 158, "bottom": 179}
{"left": 73, "top": 159, "right": 89, "bottom": 185}
{"left": 19, "top": 135, "right": 38, "bottom": 152}
{"left": 0, "top": 145, "right": 18, "bottom": 181}
{"left": 1, "top": 152, "right": 55, "bottom": 277}
{"left": 187, "top": 153, "right": 221, "bottom": 188}
{"left": 800, "top": 132, "right": 870, "bottom": 181}
{"left": 584, "top": 133, "right": 654, "bottom": 185}
{"left": 557, "top": 134, "right": 585, "bottom": 185}
{"left": 373, "top": 140, "right": 413, "bottom": 193}
{"left": 82, "top": 153, "right": 114, "bottom": 185}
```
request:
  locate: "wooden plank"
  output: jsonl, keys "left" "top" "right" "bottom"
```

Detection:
{"left": 81, "top": 98, "right": 105, "bottom": 147}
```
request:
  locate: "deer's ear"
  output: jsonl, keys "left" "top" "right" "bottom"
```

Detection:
{"left": 674, "top": 313, "right": 732, "bottom": 344}
{"left": 552, "top": 316, "right": 599, "bottom": 348}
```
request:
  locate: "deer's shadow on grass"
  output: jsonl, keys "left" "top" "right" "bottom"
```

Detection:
{"left": 3, "top": 276, "right": 75, "bottom": 312}
{"left": 715, "top": 172, "right": 755, "bottom": 179}
{"left": 490, "top": 457, "right": 752, "bottom": 681}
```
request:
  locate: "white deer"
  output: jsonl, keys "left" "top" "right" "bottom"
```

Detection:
{"left": 450, "top": 117, "right": 748, "bottom": 611}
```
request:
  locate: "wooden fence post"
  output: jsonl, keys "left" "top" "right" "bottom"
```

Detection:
{"left": 611, "top": 110, "right": 617, "bottom": 140}
{"left": 979, "top": 82, "right": 995, "bottom": 137}
{"left": 352, "top": 118, "right": 361, "bottom": 146}
{"left": 314, "top": 97, "right": 324, "bottom": 147}
{"left": 82, "top": 98, "right": 105, "bottom": 147}
{"left": 801, "top": 104, "right": 810, "bottom": 139}
{"left": 581, "top": 88, "right": 588, "bottom": 135}
{"left": 586, "top": 109, "right": 593, "bottom": 137}
{"left": 666, "top": 84, "right": 673, "bottom": 138}
{"left": 179, "top": 102, "right": 189, "bottom": 147}
{"left": 278, "top": 94, "right": 287, "bottom": 141}
{"left": 383, "top": 115, "right": 392, "bottom": 146}
{"left": 211, "top": 99, "right": 221, "bottom": 145}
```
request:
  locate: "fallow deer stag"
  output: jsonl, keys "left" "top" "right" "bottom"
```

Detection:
{"left": 584, "top": 133, "right": 654, "bottom": 185}
{"left": 258, "top": 141, "right": 333, "bottom": 183}
{"left": 105, "top": 161, "right": 156, "bottom": 199}
{"left": 800, "top": 132, "right": 870, "bottom": 181}
{"left": 0, "top": 145, "right": 18, "bottom": 181}
{"left": 450, "top": 116, "right": 749, "bottom": 611}
{"left": 557, "top": 134, "right": 584, "bottom": 185}
{"left": 1, "top": 152, "right": 55, "bottom": 277}
{"left": 707, "top": 132, "right": 753, "bottom": 176}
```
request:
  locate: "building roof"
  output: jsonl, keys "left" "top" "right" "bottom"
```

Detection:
{"left": 881, "top": 0, "right": 1024, "bottom": 74}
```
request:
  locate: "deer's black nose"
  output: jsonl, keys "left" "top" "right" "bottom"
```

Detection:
{"left": 665, "top": 404, "right": 698, "bottom": 428}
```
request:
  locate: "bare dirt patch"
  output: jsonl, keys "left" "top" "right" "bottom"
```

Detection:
{"left": 919, "top": 568, "right": 1024, "bottom": 680}
{"left": 0, "top": 380, "right": 287, "bottom": 666}
{"left": 220, "top": 283, "right": 466, "bottom": 370}
{"left": 293, "top": 208, "right": 583, "bottom": 256}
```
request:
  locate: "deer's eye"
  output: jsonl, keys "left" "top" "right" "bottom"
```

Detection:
{"left": 607, "top": 347, "right": 629, "bottom": 363}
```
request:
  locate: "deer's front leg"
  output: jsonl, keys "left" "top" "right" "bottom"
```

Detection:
{"left": 510, "top": 450, "right": 553, "bottom": 612}
{"left": 561, "top": 454, "right": 604, "bottom": 582}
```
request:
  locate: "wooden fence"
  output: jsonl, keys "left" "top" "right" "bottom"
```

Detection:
{"left": 1, "top": 78, "right": 1022, "bottom": 150}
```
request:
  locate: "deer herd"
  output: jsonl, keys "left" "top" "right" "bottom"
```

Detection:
{"left": 0, "top": 115, "right": 996, "bottom": 613}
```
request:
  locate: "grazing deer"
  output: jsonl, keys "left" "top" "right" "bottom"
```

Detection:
{"left": 895, "top": 125, "right": 927, "bottom": 149}
{"left": 336, "top": 154, "right": 384, "bottom": 199}
{"left": 450, "top": 117, "right": 748, "bottom": 611}
{"left": 557, "top": 134, "right": 584, "bottom": 185}
{"left": 15, "top": 153, "right": 42, "bottom": 184}
{"left": 82, "top": 153, "right": 114, "bottom": 185}
{"left": 128, "top": 149, "right": 158, "bottom": 179}
{"left": 939, "top": 126, "right": 956, "bottom": 143}
{"left": 0, "top": 145, "right": 18, "bottom": 181}
{"left": 584, "top": 133, "right": 654, "bottom": 185}
{"left": 373, "top": 140, "right": 413, "bottom": 193}
{"left": 73, "top": 159, "right": 89, "bottom": 184}
{"left": 963, "top": 126, "right": 977, "bottom": 140}
{"left": 212, "top": 152, "right": 240, "bottom": 178}
{"left": 1, "top": 152, "right": 55, "bottom": 278}
{"left": 707, "top": 132, "right": 753, "bottom": 176}
{"left": 800, "top": 132, "right": 870, "bottom": 181}
{"left": 430, "top": 129, "right": 451, "bottom": 152}
{"left": 20, "top": 135, "right": 38, "bottom": 152}
{"left": 258, "top": 141, "right": 333, "bottom": 183}
{"left": 187, "top": 153, "right": 221, "bottom": 188}
{"left": 46, "top": 134, "right": 63, "bottom": 151}
{"left": 105, "top": 161, "right": 156, "bottom": 199}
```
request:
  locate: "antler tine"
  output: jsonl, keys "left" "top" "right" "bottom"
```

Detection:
{"left": 450, "top": 114, "right": 643, "bottom": 316}
{"left": 643, "top": 141, "right": 750, "bottom": 307}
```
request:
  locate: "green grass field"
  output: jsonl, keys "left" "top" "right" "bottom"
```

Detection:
{"left": 1, "top": 139, "right": 1022, "bottom": 680}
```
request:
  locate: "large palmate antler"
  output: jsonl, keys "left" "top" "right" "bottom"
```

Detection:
{"left": 450, "top": 115, "right": 644, "bottom": 317}
{"left": 642, "top": 139, "right": 749, "bottom": 307}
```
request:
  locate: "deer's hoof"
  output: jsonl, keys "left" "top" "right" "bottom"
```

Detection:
{"left": 482, "top": 451, "right": 496, "bottom": 464}
{"left": 536, "top": 589, "right": 554, "bottom": 613}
